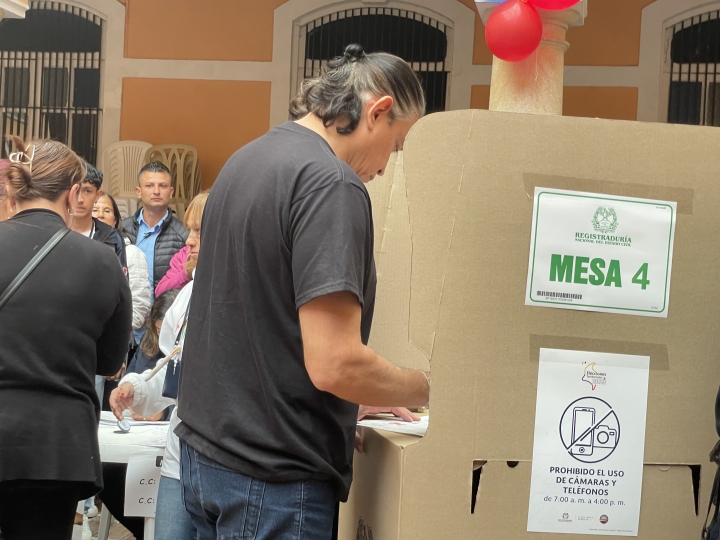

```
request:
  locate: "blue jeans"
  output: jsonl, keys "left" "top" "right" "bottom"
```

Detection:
{"left": 94, "top": 374, "right": 105, "bottom": 403}
{"left": 82, "top": 376, "right": 107, "bottom": 513}
{"left": 155, "top": 475, "right": 196, "bottom": 540}
{"left": 180, "top": 441, "right": 336, "bottom": 540}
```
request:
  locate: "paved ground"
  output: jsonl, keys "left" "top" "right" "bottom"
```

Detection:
{"left": 72, "top": 514, "right": 135, "bottom": 540}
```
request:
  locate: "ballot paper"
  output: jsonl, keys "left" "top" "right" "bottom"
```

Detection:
{"left": 98, "top": 423, "right": 169, "bottom": 448}
{"left": 357, "top": 415, "right": 429, "bottom": 437}
{"left": 99, "top": 410, "right": 170, "bottom": 428}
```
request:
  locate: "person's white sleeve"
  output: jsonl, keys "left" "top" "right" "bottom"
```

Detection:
{"left": 119, "top": 280, "right": 194, "bottom": 416}
{"left": 159, "top": 280, "right": 194, "bottom": 356}
{"left": 127, "top": 243, "right": 151, "bottom": 330}
{"left": 119, "top": 366, "right": 174, "bottom": 417}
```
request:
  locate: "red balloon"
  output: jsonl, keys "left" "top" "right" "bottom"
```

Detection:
{"left": 485, "top": 0, "right": 543, "bottom": 62}
{"left": 529, "top": 0, "right": 580, "bottom": 10}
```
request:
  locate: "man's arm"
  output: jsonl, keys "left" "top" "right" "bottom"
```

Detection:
{"left": 299, "top": 291, "right": 429, "bottom": 407}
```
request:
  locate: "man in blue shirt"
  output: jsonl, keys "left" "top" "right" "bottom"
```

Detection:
{"left": 121, "top": 162, "right": 188, "bottom": 343}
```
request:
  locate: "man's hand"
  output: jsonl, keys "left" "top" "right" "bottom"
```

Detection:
{"left": 109, "top": 382, "right": 134, "bottom": 420}
{"left": 354, "top": 406, "right": 421, "bottom": 453}
{"left": 299, "top": 292, "right": 429, "bottom": 407}
{"left": 357, "top": 406, "right": 420, "bottom": 422}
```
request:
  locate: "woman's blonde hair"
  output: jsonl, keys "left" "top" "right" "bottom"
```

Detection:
{"left": 3, "top": 136, "right": 86, "bottom": 202}
{"left": 183, "top": 190, "right": 210, "bottom": 274}
{"left": 290, "top": 43, "right": 425, "bottom": 135}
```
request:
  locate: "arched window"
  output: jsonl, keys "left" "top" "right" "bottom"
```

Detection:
{"left": 295, "top": 7, "right": 451, "bottom": 114}
{"left": 666, "top": 9, "right": 720, "bottom": 126}
{"left": 0, "top": 1, "right": 103, "bottom": 163}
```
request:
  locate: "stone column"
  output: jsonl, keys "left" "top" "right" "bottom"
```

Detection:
{"left": 476, "top": 1, "right": 587, "bottom": 115}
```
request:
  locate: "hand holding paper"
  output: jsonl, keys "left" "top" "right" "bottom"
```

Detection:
{"left": 357, "top": 406, "right": 420, "bottom": 422}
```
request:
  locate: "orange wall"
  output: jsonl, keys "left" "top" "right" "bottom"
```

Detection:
{"left": 470, "top": 85, "right": 638, "bottom": 121}
{"left": 123, "top": 0, "right": 658, "bottom": 66}
{"left": 470, "top": 85, "right": 491, "bottom": 110}
{"left": 124, "top": 0, "right": 287, "bottom": 61}
{"left": 563, "top": 87, "right": 638, "bottom": 120}
{"left": 120, "top": 79, "right": 271, "bottom": 188}
{"left": 471, "top": 0, "right": 657, "bottom": 66}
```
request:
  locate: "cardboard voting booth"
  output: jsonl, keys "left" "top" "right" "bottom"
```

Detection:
{"left": 339, "top": 109, "right": 720, "bottom": 539}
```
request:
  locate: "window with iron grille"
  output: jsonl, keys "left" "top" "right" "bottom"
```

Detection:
{"left": 667, "top": 10, "right": 720, "bottom": 127}
{"left": 295, "top": 8, "right": 451, "bottom": 114}
{"left": 0, "top": 1, "right": 103, "bottom": 164}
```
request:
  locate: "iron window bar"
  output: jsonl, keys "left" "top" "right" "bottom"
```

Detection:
{"left": 0, "top": 1, "right": 103, "bottom": 164}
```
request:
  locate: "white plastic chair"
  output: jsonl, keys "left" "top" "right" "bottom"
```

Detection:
{"left": 101, "top": 141, "right": 152, "bottom": 199}
{"left": 144, "top": 144, "right": 200, "bottom": 203}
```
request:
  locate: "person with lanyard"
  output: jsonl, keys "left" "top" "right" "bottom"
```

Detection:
{"left": 109, "top": 191, "right": 208, "bottom": 540}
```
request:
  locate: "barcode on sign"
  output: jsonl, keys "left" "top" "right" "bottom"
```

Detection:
{"left": 537, "top": 291, "right": 582, "bottom": 300}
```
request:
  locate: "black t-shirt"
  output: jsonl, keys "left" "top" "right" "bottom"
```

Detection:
{"left": 176, "top": 122, "right": 377, "bottom": 501}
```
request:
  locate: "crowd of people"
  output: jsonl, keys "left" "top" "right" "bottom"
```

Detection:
{"left": 0, "top": 44, "right": 430, "bottom": 540}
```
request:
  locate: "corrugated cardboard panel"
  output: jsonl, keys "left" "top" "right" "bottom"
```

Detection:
{"left": 341, "top": 110, "right": 720, "bottom": 539}
{"left": 401, "top": 110, "right": 719, "bottom": 464}
{"left": 471, "top": 462, "right": 698, "bottom": 539}
{"left": 340, "top": 428, "right": 417, "bottom": 540}
{"left": 365, "top": 152, "right": 430, "bottom": 372}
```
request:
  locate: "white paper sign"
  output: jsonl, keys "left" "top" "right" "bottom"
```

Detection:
{"left": 525, "top": 188, "right": 676, "bottom": 317}
{"left": 527, "top": 349, "right": 649, "bottom": 536}
{"left": 124, "top": 454, "right": 162, "bottom": 517}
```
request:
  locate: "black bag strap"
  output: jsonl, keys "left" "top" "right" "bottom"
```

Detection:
{"left": 702, "top": 440, "right": 720, "bottom": 539}
{"left": 702, "top": 466, "right": 720, "bottom": 539}
{"left": 0, "top": 228, "right": 69, "bottom": 310}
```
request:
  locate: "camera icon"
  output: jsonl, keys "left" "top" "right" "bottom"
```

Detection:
{"left": 593, "top": 425, "right": 617, "bottom": 449}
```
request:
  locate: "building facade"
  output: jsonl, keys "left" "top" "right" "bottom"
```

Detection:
{"left": 0, "top": 0, "right": 714, "bottom": 187}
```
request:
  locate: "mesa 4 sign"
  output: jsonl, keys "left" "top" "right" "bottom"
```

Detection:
{"left": 525, "top": 188, "right": 677, "bottom": 318}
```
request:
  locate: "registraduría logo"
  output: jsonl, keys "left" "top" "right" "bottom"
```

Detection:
{"left": 592, "top": 207, "right": 619, "bottom": 234}
{"left": 575, "top": 206, "right": 631, "bottom": 248}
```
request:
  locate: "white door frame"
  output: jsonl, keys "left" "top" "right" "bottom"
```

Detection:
{"left": 269, "top": 0, "right": 477, "bottom": 127}
{"left": 638, "top": 0, "right": 720, "bottom": 122}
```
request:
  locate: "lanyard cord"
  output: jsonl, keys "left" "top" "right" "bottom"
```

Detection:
{"left": 142, "top": 298, "right": 191, "bottom": 382}
{"left": 170, "top": 299, "right": 191, "bottom": 375}
{"left": 174, "top": 299, "right": 191, "bottom": 348}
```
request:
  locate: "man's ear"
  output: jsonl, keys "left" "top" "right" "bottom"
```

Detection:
{"left": 95, "top": 189, "right": 103, "bottom": 202}
{"left": 368, "top": 96, "right": 394, "bottom": 127}
{"left": 135, "top": 186, "right": 141, "bottom": 199}
{"left": 170, "top": 186, "right": 174, "bottom": 197}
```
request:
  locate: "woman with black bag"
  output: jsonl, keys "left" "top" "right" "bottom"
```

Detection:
{"left": 0, "top": 137, "right": 132, "bottom": 540}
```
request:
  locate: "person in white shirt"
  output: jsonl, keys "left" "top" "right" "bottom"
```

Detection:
{"left": 109, "top": 192, "right": 207, "bottom": 540}
{"left": 93, "top": 193, "right": 151, "bottom": 333}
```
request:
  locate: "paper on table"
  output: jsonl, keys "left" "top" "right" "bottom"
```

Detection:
{"left": 98, "top": 423, "right": 168, "bottom": 447}
{"left": 100, "top": 411, "right": 118, "bottom": 424}
{"left": 357, "top": 415, "right": 429, "bottom": 437}
{"left": 99, "top": 410, "right": 169, "bottom": 427}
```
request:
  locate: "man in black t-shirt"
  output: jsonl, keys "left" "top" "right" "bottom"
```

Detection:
{"left": 175, "top": 47, "right": 429, "bottom": 539}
